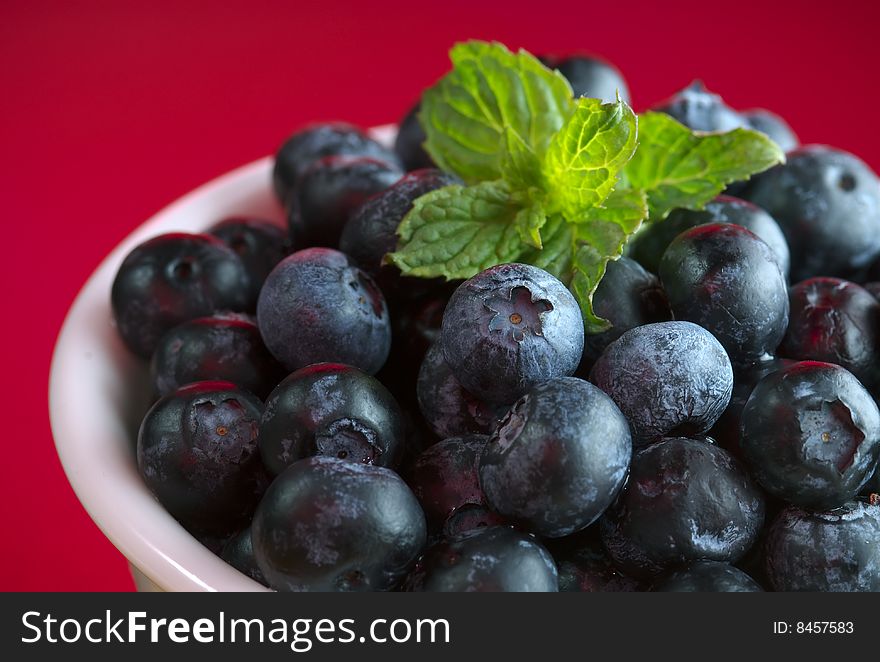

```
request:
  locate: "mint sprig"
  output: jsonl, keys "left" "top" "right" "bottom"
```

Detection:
{"left": 389, "top": 41, "right": 785, "bottom": 332}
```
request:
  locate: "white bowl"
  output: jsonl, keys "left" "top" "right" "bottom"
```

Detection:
{"left": 49, "top": 126, "right": 396, "bottom": 592}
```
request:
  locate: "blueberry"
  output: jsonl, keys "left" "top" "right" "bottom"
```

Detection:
{"left": 741, "top": 145, "right": 880, "bottom": 281}
{"left": 151, "top": 313, "right": 285, "bottom": 399}
{"left": 740, "top": 361, "right": 880, "bottom": 510}
{"left": 545, "top": 527, "right": 644, "bottom": 592}
{"left": 287, "top": 156, "right": 402, "bottom": 248}
{"left": 861, "top": 467, "right": 879, "bottom": 497}
{"left": 252, "top": 456, "right": 426, "bottom": 592}
{"left": 259, "top": 363, "right": 404, "bottom": 475}
{"left": 405, "top": 434, "right": 497, "bottom": 534}
{"left": 256, "top": 248, "right": 391, "bottom": 374}
{"left": 600, "top": 437, "right": 765, "bottom": 579}
{"left": 742, "top": 108, "right": 799, "bottom": 153}
{"left": 339, "top": 168, "right": 460, "bottom": 296}
{"left": 652, "top": 561, "right": 763, "bottom": 592}
{"left": 540, "top": 53, "right": 630, "bottom": 104}
{"left": 416, "top": 342, "right": 505, "bottom": 440}
{"left": 590, "top": 321, "right": 733, "bottom": 446}
{"left": 111, "top": 233, "right": 250, "bottom": 358}
{"left": 393, "top": 102, "right": 434, "bottom": 171}
{"left": 137, "top": 382, "right": 268, "bottom": 536}
{"left": 404, "top": 526, "right": 557, "bottom": 592}
{"left": 709, "top": 357, "right": 796, "bottom": 455}
{"left": 220, "top": 527, "right": 268, "bottom": 586}
{"left": 764, "top": 500, "right": 880, "bottom": 591}
{"left": 479, "top": 377, "right": 631, "bottom": 537}
{"left": 208, "top": 217, "right": 289, "bottom": 309}
{"left": 582, "top": 257, "right": 672, "bottom": 362}
{"left": 627, "top": 195, "right": 791, "bottom": 279}
{"left": 441, "top": 263, "right": 584, "bottom": 405}
{"left": 863, "top": 281, "right": 880, "bottom": 301}
{"left": 652, "top": 81, "right": 748, "bottom": 132}
{"left": 779, "top": 278, "right": 880, "bottom": 396}
{"left": 660, "top": 223, "right": 789, "bottom": 366}
{"left": 273, "top": 123, "right": 400, "bottom": 204}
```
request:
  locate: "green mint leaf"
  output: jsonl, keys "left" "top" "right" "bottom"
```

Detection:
{"left": 419, "top": 41, "right": 573, "bottom": 184}
{"left": 543, "top": 96, "right": 638, "bottom": 219}
{"left": 521, "top": 214, "right": 573, "bottom": 279}
{"left": 575, "top": 187, "right": 648, "bottom": 229}
{"left": 501, "top": 127, "right": 544, "bottom": 190}
{"left": 624, "top": 111, "right": 785, "bottom": 219}
{"left": 513, "top": 202, "right": 547, "bottom": 249}
{"left": 388, "top": 181, "right": 524, "bottom": 279}
{"left": 570, "top": 244, "right": 614, "bottom": 333}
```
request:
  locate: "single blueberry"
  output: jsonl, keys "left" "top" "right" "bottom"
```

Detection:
{"left": 764, "top": 501, "right": 880, "bottom": 592}
{"left": 220, "top": 528, "right": 268, "bottom": 587}
{"left": 252, "top": 456, "right": 426, "bottom": 592}
{"left": 257, "top": 248, "right": 391, "bottom": 374}
{"left": 652, "top": 81, "right": 748, "bottom": 132}
{"left": 416, "top": 342, "right": 506, "bottom": 440}
{"left": 660, "top": 223, "right": 790, "bottom": 366}
{"left": 272, "top": 123, "right": 400, "bottom": 204}
{"left": 540, "top": 53, "right": 630, "bottom": 104}
{"left": 742, "top": 108, "right": 799, "bottom": 153}
{"left": 137, "top": 381, "right": 268, "bottom": 536}
{"left": 404, "top": 526, "right": 558, "bottom": 592}
{"left": 393, "top": 102, "right": 434, "bottom": 171}
{"left": 480, "top": 377, "right": 632, "bottom": 538}
{"left": 652, "top": 561, "right": 763, "bottom": 592}
{"left": 583, "top": 256, "right": 673, "bottom": 362}
{"left": 627, "top": 195, "right": 791, "bottom": 279}
{"left": 740, "top": 361, "right": 880, "bottom": 510}
{"left": 590, "top": 321, "right": 733, "bottom": 446}
{"left": 208, "top": 217, "right": 289, "bottom": 309}
{"left": 740, "top": 145, "right": 880, "bottom": 281}
{"left": 441, "top": 263, "right": 584, "bottom": 405}
{"left": 151, "top": 313, "right": 286, "bottom": 399}
{"left": 599, "top": 437, "right": 765, "bottom": 579}
{"left": 111, "top": 233, "right": 250, "bottom": 358}
{"left": 779, "top": 278, "right": 880, "bottom": 396}
{"left": 287, "top": 155, "right": 402, "bottom": 248}
{"left": 259, "top": 363, "right": 405, "bottom": 475}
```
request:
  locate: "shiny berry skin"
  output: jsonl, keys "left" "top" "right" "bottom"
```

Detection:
{"left": 393, "top": 102, "right": 434, "bottom": 171}
{"left": 764, "top": 501, "right": 880, "bottom": 592}
{"left": 287, "top": 155, "right": 402, "bottom": 248}
{"left": 136, "top": 382, "right": 268, "bottom": 536}
{"left": 743, "top": 108, "right": 799, "bottom": 153}
{"left": 208, "top": 217, "right": 288, "bottom": 310}
{"left": 779, "top": 278, "right": 880, "bottom": 396}
{"left": 546, "top": 527, "right": 644, "bottom": 592}
{"left": 220, "top": 527, "right": 268, "bottom": 587}
{"left": 416, "top": 342, "right": 505, "bottom": 440}
{"left": 652, "top": 561, "right": 763, "bottom": 592}
{"left": 259, "top": 363, "right": 404, "bottom": 475}
{"left": 480, "top": 377, "right": 631, "bottom": 538}
{"left": 627, "top": 195, "right": 791, "bottom": 278}
{"left": 441, "top": 263, "right": 584, "bottom": 405}
{"left": 652, "top": 81, "right": 748, "bottom": 132}
{"left": 740, "top": 361, "right": 880, "bottom": 510}
{"left": 405, "top": 526, "right": 557, "bottom": 592}
{"left": 252, "top": 456, "right": 426, "bottom": 592}
{"left": 741, "top": 145, "right": 880, "bottom": 281}
{"left": 111, "top": 233, "right": 250, "bottom": 358}
{"left": 590, "top": 321, "right": 733, "bottom": 447}
{"left": 272, "top": 123, "right": 400, "bottom": 204}
{"left": 151, "top": 313, "right": 285, "bottom": 399}
{"left": 583, "top": 257, "right": 672, "bottom": 362}
{"left": 540, "top": 53, "right": 630, "bottom": 104}
{"left": 256, "top": 248, "right": 391, "bottom": 374}
{"left": 339, "top": 168, "right": 459, "bottom": 296}
{"left": 660, "top": 223, "right": 789, "bottom": 366}
{"left": 600, "top": 437, "right": 765, "bottom": 579}
{"left": 405, "top": 434, "right": 498, "bottom": 535}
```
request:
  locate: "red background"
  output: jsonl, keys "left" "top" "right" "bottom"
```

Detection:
{"left": 3, "top": 0, "right": 879, "bottom": 591}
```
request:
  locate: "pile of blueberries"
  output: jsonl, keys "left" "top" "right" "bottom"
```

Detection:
{"left": 111, "top": 54, "right": 880, "bottom": 592}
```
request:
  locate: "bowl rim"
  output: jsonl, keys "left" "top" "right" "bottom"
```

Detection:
{"left": 48, "top": 124, "right": 397, "bottom": 591}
